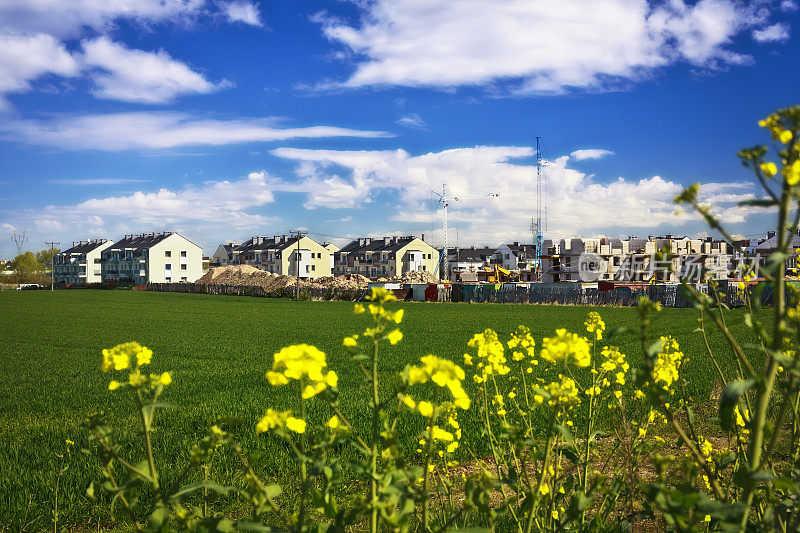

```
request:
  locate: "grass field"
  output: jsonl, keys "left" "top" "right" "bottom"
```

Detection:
{"left": 0, "top": 290, "right": 768, "bottom": 530}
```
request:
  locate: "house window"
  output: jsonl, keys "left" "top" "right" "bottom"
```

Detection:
{"left": 165, "top": 251, "right": 171, "bottom": 257}
{"left": 422, "top": 266, "right": 426, "bottom": 271}
{"left": 181, "top": 277, "right": 187, "bottom": 282}
{"left": 312, "top": 265, "right": 316, "bottom": 271}
{"left": 166, "top": 277, "right": 172, "bottom": 282}
{"left": 181, "top": 264, "right": 187, "bottom": 270}
{"left": 505, "top": 254, "right": 509, "bottom": 259}
{"left": 165, "top": 263, "right": 172, "bottom": 270}
{"left": 306, "top": 265, "right": 310, "bottom": 273}
{"left": 181, "top": 250, "right": 187, "bottom": 257}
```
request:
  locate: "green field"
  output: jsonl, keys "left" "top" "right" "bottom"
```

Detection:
{"left": 0, "top": 290, "right": 765, "bottom": 530}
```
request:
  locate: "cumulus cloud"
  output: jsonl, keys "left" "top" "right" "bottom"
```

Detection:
{"left": 222, "top": 1, "right": 262, "bottom": 26}
{"left": 270, "top": 145, "right": 761, "bottom": 244}
{"left": 0, "top": 111, "right": 393, "bottom": 150}
{"left": 81, "top": 37, "right": 224, "bottom": 103}
{"left": 9, "top": 172, "right": 286, "bottom": 249}
{"left": 0, "top": 0, "right": 258, "bottom": 107}
{"left": 570, "top": 149, "right": 615, "bottom": 161}
{"left": 0, "top": 0, "right": 205, "bottom": 38}
{"left": 318, "top": 0, "right": 784, "bottom": 93}
{"left": 753, "top": 23, "right": 790, "bottom": 42}
{"left": 0, "top": 32, "right": 80, "bottom": 107}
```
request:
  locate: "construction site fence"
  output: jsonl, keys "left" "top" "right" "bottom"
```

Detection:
{"left": 145, "top": 282, "right": 368, "bottom": 301}
{"left": 450, "top": 283, "right": 780, "bottom": 308}
{"left": 60, "top": 281, "right": 784, "bottom": 308}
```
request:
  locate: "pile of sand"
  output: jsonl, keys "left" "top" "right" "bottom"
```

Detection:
{"left": 398, "top": 271, "right": 440, "bottom": 284}
{"left": 197, "top": 266, "right": 370, "bottom": 291}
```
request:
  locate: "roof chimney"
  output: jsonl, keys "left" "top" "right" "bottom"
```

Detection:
{"left": 384, "top": 236, "right": 391, "bottom": 245}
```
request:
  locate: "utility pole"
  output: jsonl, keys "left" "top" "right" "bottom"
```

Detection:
{"left": 290, "top": 230, "right": 307, "bottom": 300}
{"left": 45, "top": 240, "right": 59, "bottom": 291}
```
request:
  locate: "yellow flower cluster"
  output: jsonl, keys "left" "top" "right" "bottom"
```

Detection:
{"left": 101, "top": 342, "right": 152, "bottom": 372}
{"left": 584, "top": 311, "right": 605, "bottom": 340}
{"left": 544, "top": 375, "right": 580, "bottom": 408}
{"left": 540, "top": 329, "right": 591, "bottom": 367}
{"left": 759, "top": 113, "right": 795, "bottom": 145}
{"left": 507, "top": 325, "right": 536, "bottom": 362}
{"left": 466, "top": 329, "right": 510, "bottom": 383}
{"left": 653, "top": 336, "right": 683, "bottom": 390}
{"left": 255, "top": 408, "right": 306, "bottom": 434}
{"left": 406, "top": 355, "right": 471, "bottom": 410}
{"left": 758, "top": 112, "right": 800, "bottom": 185}
{"left": 101, "top": 342, "right": 171, "bottom": 392}
{"left": 266, "top": 344, "right": 338, "bottom": 399}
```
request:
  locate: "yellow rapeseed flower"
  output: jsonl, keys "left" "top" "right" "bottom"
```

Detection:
{"left": 387, "top": 329, "right": 403, "bottom": 345}
{"left": 325, "top": 416, "right": 339, "bottom": 429}
{"left": 760, "top": 162, "right": 778, "bottom": 178}
{"left": 540, "top": 329, "right": 591, "bottom": 367}
{"left": 285, "top": 416, "right": 307, "bottom": 434}
{"left": 584, "top": 311, "right": 605, "bottom": 340}
{"left": 418, "top": 401, "right": 434, "bottom": 417}
{"left": 158, "top": 372, "right": 172, "bottom": 386}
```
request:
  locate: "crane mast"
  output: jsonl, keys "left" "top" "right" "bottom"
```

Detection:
{"left": 534, "top": 136, "right": 543, "bottom": 281}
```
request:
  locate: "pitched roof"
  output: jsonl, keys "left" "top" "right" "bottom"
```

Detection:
{"left": 450, "top": 247, "right": 495, "bottom": 262}
{"left": 107, "top": 232, "right": 175, "bottom": 250}
{"left": 339, "top": 236, "right": 421, "bottom": 254}
{"left": 61, "top": 239, "right": 111, "bottom": 255}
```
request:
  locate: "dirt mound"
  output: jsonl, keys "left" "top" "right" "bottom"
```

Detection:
{"left": 197, "top": 265, "right": 369, "bottom": 291}
{"left": 398, "top": 271, "right": 440, "bottom": 284}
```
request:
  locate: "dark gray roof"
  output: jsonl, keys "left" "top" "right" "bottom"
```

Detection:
{"left": 339, "top": 236, "right": 420, "bottom": 254}
{"left": 504, "top": 243, "right": 536, "bottom": 256}
{"left": 108, "top": 232, "right": 174, "bottom": 251}
{"left": 234, "top": 235, "right": 302, "bottom": 254}
{"left": 61, "top": 239, "right": 111, "bottom": 255}
{"left": 449, "top": 247, "right": 496, "bottom": 262}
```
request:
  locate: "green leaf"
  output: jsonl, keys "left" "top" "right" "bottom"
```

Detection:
{"left": 555, "top": 424, "right": 575, "bottom": 448}
{"left": 738, "top": 199, "right": 778, "bottom": 207}
{"left": 719, "top": 379, "right": 755, "bottom": 432}
{"left": 170, "top": 480, "right": 235, "bottom": 500}
{"left": 234, "top": 521, "right": 277, "bottom": 532}
{"left": 262, "top": 484, "right": 282, "bottom": 499}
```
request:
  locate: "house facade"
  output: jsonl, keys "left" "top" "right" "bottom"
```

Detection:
{"left": 334, "top": 236, "right": 439, "bottom": 279}
{"left": 447, "top": 247, "right": 495, "bottom": 282}
{"left": 53, "top": 239, "right": 113, "bottom": 284}
{"left": 211, "top": 242, "right": 240, "bottom": 266}
{"left": 101, "top": 232, "right": 203, "bottom": 284}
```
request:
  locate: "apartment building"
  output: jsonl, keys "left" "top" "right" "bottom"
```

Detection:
{"left": 494, "top": 242, "right": 537, "bottom": 271}
{"left": 258, "top": 235, "right": 332, "bottom": 279}
{"left": 211, "top": 242, "right": 240, "bottom": 266}
{"left": 53, "top": 239, "right": 113, "bottom": 284}
{"left": 224, "top": 235, "right": 332, "bottom": 279}
{"left": 101, "top": 232, "right": 203, "bottom": 284}
{"left": 447, "top": 247, "right": 496, "bottom": 282}
{"left": 541, "top": 235, "right": 732, "bottom": 282}
{"left": 334, "top": 236, "right": 439, "bottom": 279}
{"left": 323, "top": 242, "right": 340, "bottom": 272}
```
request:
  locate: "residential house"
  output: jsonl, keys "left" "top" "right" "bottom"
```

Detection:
{"left": 101, "top": 232, "right": 203, "bottom": 284}
{"left": 211, "top": 242, "right": 240, "bottom": 266}
{"left": 447, "top": 247, "right": 495, "bottom": 282}
{"left": 257, "top": 235, "right": 332, "bottom": 279}
{"left": 322, "top": 242, "right": 340, "bottom": 273}
{"left": 334, "top": 236, "right": 439, "bottom": 279}
{"left": 53, "top": 239, "right": 113, "bottom": 284}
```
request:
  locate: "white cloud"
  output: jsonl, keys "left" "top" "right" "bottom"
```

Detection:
{"left": 0, "top": 32, "right": 80, "bottom": 107}
{"left": 11, "top": 172, "right": 286, "bottom": 250}
{"left": 0, "top": 0, "right": 205, "bottom": 38}
{"left": 81, "top": 37, "right": 224, "bottom": 103}
{"left": 0, "top": 1, "right": 259, "bottom": 107}
{"left": 1, "top": 111, "right": 393, "bottom": 150}
{"left": 271, "top": 145, "right": 761, "bottom": 244}
{"left": 222, "top": 1, "right": 262, "bottom": 26}
{"left": 319, "top": 0, "right": 782, "bottom": 93}
{"left": 570, "top": 149, "right": 615, "bottom": 161}
{"left": 753, "top": 23, "right": 790, "bottom": 42}
{"left": 396, "top": 113, "right": 428, "bottom": 129}
{"left": 781, "top": 1, "right": 798, "bottom": 12}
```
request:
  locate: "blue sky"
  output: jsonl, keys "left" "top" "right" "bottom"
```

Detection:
{"left": 1, "top": 0, "right": 799, "bottom": 258}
